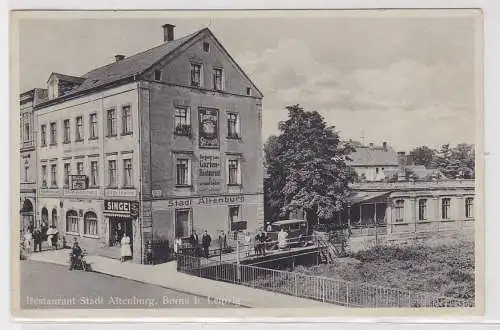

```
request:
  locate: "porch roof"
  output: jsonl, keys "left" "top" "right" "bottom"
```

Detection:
{"left": 348, "top": 191, "right": 390, "bottom": 205}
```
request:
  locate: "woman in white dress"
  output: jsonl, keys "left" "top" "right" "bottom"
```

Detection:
{"left": 120, "top": 234, "right": 132, "bottom": 262}
{"left": 23, "top": 230, "right": 33, "bottom": 254}
{"left": 46, "top": 226, "right": 54, "bottom": 249}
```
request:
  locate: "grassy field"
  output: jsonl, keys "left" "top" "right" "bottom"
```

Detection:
{"left": 294, "top": 238, "right": 475, "bottom": 302}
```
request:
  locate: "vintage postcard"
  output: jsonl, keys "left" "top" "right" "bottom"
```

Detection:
{"left": 10, "top": 9, "right": 484, "bottom": 319}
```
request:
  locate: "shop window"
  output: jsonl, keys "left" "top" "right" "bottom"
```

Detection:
{"left": 442, "top": 198, "right": 451, "bottom": 220}
{"left": 84, "top": 212, "right": 98, "bottom": 236}
{"left": 466, "top": 197, "right": 474, "bottom": 218}
{"left": 418, "top": 199, "right": 427, "bottom": 220}
{"left": 66, "top": 210, "right": 79, "bottom": 233}
{"left": 394, "top": 200, "right": 404, "bottom": 222}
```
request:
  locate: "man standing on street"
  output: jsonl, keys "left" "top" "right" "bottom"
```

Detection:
{"left": 33, "top": 227, "right": 42, "bottom": 252}
{"left": 201, "top": 230, "right": 212, "bottom": 258}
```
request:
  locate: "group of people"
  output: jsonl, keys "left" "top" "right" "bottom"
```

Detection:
{"left": 174, "top": 230, "right": 212, "bottom": 258}
{"left": 22, "top": 221, "right": 59, "bottom": 254}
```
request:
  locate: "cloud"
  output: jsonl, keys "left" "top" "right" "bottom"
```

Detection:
{"left": 237, "top": 38, "right": 476, "bottom": 150}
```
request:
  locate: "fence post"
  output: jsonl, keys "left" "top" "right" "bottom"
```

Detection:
{"left": 322, "top": 278, "right": 326, "bottom": 302}
{"left": 294, "top": 273, "right": 298, "bottom": 296}
{"left": 346, "top": 282, "right": 349, "bottom": 307}
{"left": 408, "top": 290, "right": 411, "bottom": 308}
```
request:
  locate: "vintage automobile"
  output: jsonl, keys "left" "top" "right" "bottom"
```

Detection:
{"left": 265, "top": 219, "right": 311, "bottom": 249}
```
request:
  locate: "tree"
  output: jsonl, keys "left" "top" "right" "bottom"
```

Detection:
{"left": 432, "top": 143, "right": 475, "bottom": 179}
{"left": 410, "top": 146, "right": 436, "bottom": 168}
{"left": 263, "top": 104, "right": 354, "bottom": 227}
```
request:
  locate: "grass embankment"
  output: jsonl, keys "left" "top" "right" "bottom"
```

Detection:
{"left": 294, "top": 239, "right": 475, "bottom": 301}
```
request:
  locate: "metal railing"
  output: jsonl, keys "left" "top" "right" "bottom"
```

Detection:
{"left": 177, "top": 253, "right": 473, "bottom": 308}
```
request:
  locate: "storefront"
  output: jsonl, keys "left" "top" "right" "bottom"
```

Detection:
{"left": 103, "top": 200, "right": 139, "bottom": 253}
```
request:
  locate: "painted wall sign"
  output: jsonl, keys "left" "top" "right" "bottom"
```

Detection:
{"left": 198, "top": 108, "right": 219, "bottom": 149}
{"left": 70, "top": 175, "right": 87, "bottom": 190}
{"left": 198, "top": 153, "right": 221, "bottom": 193}
{"left": 167, "top": 195, "right": 245, "bottom": 208}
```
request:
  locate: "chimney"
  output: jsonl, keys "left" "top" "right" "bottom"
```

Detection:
{"left": 382, "top": 141, "right": 387, "bottom": 151}
{"left": 397, "top": 151, "right": 406, "bottom": 167}
{"left": 162, "top": 24, "right": 175, "bottom": 42}
{"left": 115, "top": 54, "right": 125, "bottom": 62}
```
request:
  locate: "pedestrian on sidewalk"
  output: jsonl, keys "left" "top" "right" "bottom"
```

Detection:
{"left": 120, "top": 233, "right": 132, "bottom": 262}
{"left": 174, "top": 236, "right": 182, "bottom": 256}
{"left": 23, "top": 228, "right": 32, "bottom": 254}
{"left": 33, "top": 227, "right": 42, "bottom": 252}
{"left": 201, "top": 230, "right": 211, "bottom": 258}
{"left": 69, "top": 239, "right": 83, "bottom": 271}
{"left": 244, "top": 231, "right": 252, "bottom": 256}
{"left": 46, "top": 225, "right": 55, "bottom": 249}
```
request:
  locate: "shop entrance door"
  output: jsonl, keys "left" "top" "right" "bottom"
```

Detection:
{"left": 109, "top": 217, "right": 133, "bottom": 253}
{"left": 175, "top": 209, "right": 190, "bottom": 238}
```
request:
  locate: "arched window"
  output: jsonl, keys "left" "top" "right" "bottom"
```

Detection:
{"left": 442, "top": 198, "right": 451, "bottom": 220}
{"left": 465, "top": 197, "right": 474, "bottom": 218}
{"left": 84, "top": 212, "right": 98, "bottom": 236}
{"left": 394, "top": 200, "right": 404, "bottom": 222}
{"left": 418, "top": 199, "right": 427, "bottom": 221}
{"left": 41, "top": 207, "right": 48, "bottom": 227}
{"left": 51, "top": 208, "right": 58, "bottom": 227}
{"left": 66, "top": 210, "right": 79, "bottom": 233}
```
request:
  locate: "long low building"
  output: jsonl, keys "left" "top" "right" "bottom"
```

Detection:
{"left": 347, "top": 179, "right": 475, "bottom": 242}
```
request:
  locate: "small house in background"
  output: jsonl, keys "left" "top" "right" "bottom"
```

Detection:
{"left": 348, "top": 141, "right": 399, "bottom": 182}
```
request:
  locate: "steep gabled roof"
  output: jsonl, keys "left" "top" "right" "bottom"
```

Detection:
{"left": 349, "top": 146, "right": 399, "bottom": 167}
{"left": 47, "top": 72, "right": 85, "bottom": 84}
{"left": 70, "top": 30, "right": 201, "bottom": 95}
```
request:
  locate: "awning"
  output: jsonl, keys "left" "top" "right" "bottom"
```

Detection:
{"left": 348, "top": 191, "right": 390, "bottom": 205}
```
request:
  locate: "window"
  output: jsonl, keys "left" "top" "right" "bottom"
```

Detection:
{"left": 203, "top": 42, "right": 210, "bottom": 52}
{"left": 466, "top": 197, "right": 474, "bottom": 218}
{"left": 154, "top": 69, "right": 162, "bottom": 81}
{"left": 24, "top": 162, "right": 29, "bottom": 182}
{"left": 63, "top": 119, "right": 70, "bottom": 143}
{"left": 123, "top": 158, "right": 133, "bottom": 187}
{"left": 51, "top": 209, "right": 58, "bottom": 227}
{"left": 122, "top": 106, "right": 133, "bottom": 134}
{"left": 90, "top": 161, "right": 98, "bottom": 187}
{"left": 174, "top": 107, "right": 191, "bottom": 136}
{"left": 40, "top": 125, "right": 47, "bottom": 146}
{"left": 84, "top": 212, "right": 98, "bottom": 236}
{"left": 228, "top": 159, "right": 241, "bottom": 185}
{"left": 213, "top": 68, "right": 223, "bottom": 91}
{"left": 66, "top": 210, "right": 79, "bottom": 233}
{"left": 41, "top": 165, "right": 47, "bottom": 188}
{"left": 49, "top": 122, "right": 57, "bottom": 145}
{"left": 246, "top": 87, "right": 251, "bottom": 96}
{"left": 418, "top": 199, "right": 427, "bottom": 221}
{"left": 442, "top": 198, "right": 451, "bottom": 220}
{"left": 176, "top": 159, "right": 190, "bottom": 186}
{"left": 376, "top": 167, "right": 379, "bottom": 174}
{"left": 107, "top": 109, "right": 117, "bottom": 136}
{"left": 394, "top": 200, "right": 404, "bottom": 222}
{"left": 75, "top": 116, "right": 83, "bottom": 141}
{"left": 108, "top": 160, "right": 117, "bottom": 187}
{"left": 227, "top": 112, "right": 240, "bottom": 139}
{"left": 175, "top": 209, "right": 191, "bottom": 238}
{"left": 64, "top": 163, "right": 71, "bottom": 187}
{"left": 190, "top": 63, "right": 202, "bottom": 87}
{"left": 50, "top": 164, "right": 57, "bottom": 187}
{"left": 76, "top": 162, "right": 84, "bottom": 175}
{"left": 89, "top": 113, "right": 98, "bottom": 139}
{"left": 24, "top": 123, "right": 30, "bottom": 142}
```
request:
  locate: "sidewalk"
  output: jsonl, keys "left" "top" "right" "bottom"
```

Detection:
{"left": 27, "top": 249, "right": 337, "bottom": 309}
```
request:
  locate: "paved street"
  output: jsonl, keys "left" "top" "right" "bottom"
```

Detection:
{"left": 21, "top": 261, "right": 241, "bottom": 309}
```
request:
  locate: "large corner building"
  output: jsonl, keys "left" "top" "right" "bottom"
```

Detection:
{"left": 31, "top": 25, "right": 264, "bottom": 263}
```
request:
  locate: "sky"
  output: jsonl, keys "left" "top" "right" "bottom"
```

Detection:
{"left": 17, "top": 11, "right": 481, "bottom": 152}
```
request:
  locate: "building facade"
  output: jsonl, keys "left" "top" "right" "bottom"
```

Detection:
{"left": 348, "top": 142, "right": 399, "bottom": 181}
{"left": 20, "top": 88, "right": 47, "bottom": 234}
{"left": 348, "top": 180, "right": 475, "bottom": 242}
{"left": 33, "top": 25, "right": 264, "bottom": 263}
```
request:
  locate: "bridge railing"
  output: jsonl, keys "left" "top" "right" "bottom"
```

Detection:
{"left": 177, "top": 253, "right": 474, "bottom": 308}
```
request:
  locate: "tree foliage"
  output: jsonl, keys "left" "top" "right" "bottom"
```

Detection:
{"left": 410, "top": 143, "right": 475, "bottom": 179}
{"left": 264, "top": 105, "right": 354, "bottom": 225}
